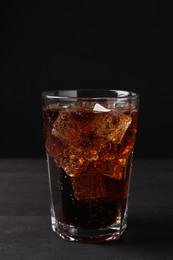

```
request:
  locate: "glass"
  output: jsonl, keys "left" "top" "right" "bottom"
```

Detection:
{"left": 42, "top": 89, "right": 139, "bottom": 243}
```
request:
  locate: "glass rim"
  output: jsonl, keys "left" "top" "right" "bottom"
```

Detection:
{"left": 42, "top": 89, "right": 139, "bottom": 101}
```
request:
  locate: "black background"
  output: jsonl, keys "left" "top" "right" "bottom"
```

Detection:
{"left": 1, "top": 1, "right": 173, "bottom": 158}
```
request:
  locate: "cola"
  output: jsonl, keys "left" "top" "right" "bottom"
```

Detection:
{"left": 42, "top": 102, "right": 138, "bottom": 229}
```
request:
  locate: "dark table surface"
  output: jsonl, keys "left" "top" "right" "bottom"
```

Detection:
{"left": 0, "top": 159, "right": 173, "bottom": 260}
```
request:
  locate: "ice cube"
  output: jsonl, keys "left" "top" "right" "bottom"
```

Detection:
{"left": 51, "top": 107, "right": 132, "bottom": 177}
{"left": 93, "top": 103, "right": 110, "bottom": 112}
{"left": 55, "top": 154, "right": 86, "bottom": 177}
{"left": 45, "top": 132, "right": 63, "bottom": 157}
{"left": 52, "top": 109, "right": 104, "bottom": 147}
{"left": 97, "top": 113, "right": 132, "bottom": 144}
{"left": 91, "top": 159, "right": 126, "bottom": 180}
{"left": 72, "top": 173, "right": 107, "bottom": 200}
{"left": 51, "top": 109, "right": 107, "bottom": 176}
{"left": 71, "top": 158, "right": 128, "bottom": 201}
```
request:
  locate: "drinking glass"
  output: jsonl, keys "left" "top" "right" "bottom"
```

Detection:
{"left": 42, "top": 89, "right": 139, "bottom": 243}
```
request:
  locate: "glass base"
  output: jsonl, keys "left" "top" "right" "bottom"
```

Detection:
{"left": 51, "top": 217, "right": 127, "bottom": 243}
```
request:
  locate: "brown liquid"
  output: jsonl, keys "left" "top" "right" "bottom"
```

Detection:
{"left": 43, "top": 103, "right": 137, "bottom": 229}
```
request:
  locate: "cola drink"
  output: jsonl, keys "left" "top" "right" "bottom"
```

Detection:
{"left": 42, "top": 101, "right": 138, "bottom": 231}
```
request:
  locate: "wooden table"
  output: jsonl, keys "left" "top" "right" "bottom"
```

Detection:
{"left": 0, "top": 159, "right": 173, "bottom": 259}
